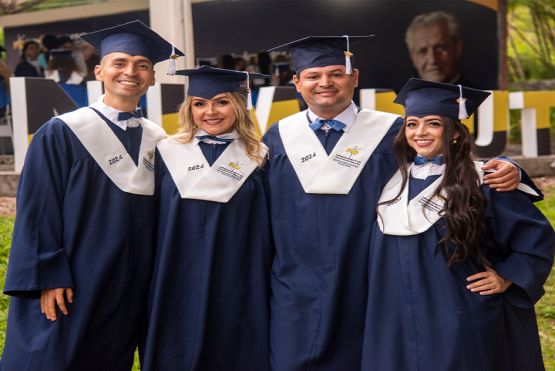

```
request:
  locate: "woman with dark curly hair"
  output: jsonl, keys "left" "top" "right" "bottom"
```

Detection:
{"left": 362, "top": 79, "right": 554, "bottom": 371}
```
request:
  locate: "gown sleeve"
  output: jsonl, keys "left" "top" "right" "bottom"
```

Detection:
{"left": 481, "top": 184, "right": 555, "bottom": 308}
{"left": 3, "top": 119, "right": 74, "bottom": 298}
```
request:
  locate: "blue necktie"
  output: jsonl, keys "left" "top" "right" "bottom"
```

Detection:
{"left": 117, "top": 109, "right": 144, "bottom": 121}
{"left": 414, "top": 155, "right": 444, "bottom": 166}
{"left": 309, "top": 119, "right": 346, "bottom": 132}
{"left": 195, "top": 135, "right": 234, "bottom": 143}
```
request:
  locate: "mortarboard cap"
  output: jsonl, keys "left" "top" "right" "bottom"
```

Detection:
{"left": 176, "top": 65, "right": 269, "bottom": 110}
{"left": 80, "top": 20, "right": 184, "bottom": 74}
{"left": 268, "top": 35, "right": 374, "bottom": 74}
{"left": 50, "top": 49, "right": 74, "bottom": 59}
{"left": 271, "top": 61, "right": 292, "bottom": 76}
{"left": 394, "top": 78, "right": 491, "bottom": 121}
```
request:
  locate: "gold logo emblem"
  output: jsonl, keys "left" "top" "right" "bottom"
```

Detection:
{"left": 229, "top": 161, "right": 242, "bottom": 170}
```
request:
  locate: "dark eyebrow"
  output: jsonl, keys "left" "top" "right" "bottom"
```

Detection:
{"left": 111, "top": 57, "right": 152, "bottom": 67}
{"left": 328, "top": 69, "right": 343, "bottom": 73}
{"left": 135, "top": 59, "right": 152, "bottom": 66}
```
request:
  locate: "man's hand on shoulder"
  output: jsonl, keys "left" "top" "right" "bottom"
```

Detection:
{"left": 41, "top": 288, "right": 73, "bottom": 321}
{"left": 482, "top": 160, "right": 520, "bottom": 192}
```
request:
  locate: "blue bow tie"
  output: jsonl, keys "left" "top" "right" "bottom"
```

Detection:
{"left": 414, "top": 155, "right": 444, "bottom": 166}
{"left": 195, "top": 135, "right": 234, "bottom": 143}
{"left": 309, "top": 119, "right": 346, "bottom": 132}
{"left": 117, "top": 109, "right": 143, "bottom": 121}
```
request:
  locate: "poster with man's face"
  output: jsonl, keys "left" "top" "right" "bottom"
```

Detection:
{"left": 406, "top": 12, "right": 464, "bottom": 84}
{"left": 191, "top": 0, "right": 499, "bottom": 93}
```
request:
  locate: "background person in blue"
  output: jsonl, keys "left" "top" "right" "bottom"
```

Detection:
{"left": 1, "top": 20, "right": 183, "bottom": 370}
{"left": 363, "top": 79, "right": 554, "bottom": 370}
{"left": 141, "top": 66, "right": 272, "bottom": 370}
{"left": 262, "top": 35, "right": 525, "bottom": 370}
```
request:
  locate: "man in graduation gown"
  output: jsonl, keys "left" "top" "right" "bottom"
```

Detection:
{"left": 0, "top": 21, "right": 183, "bottom": 370}
{"left": 261, "top": 36, "right": 524, "bottom": 370}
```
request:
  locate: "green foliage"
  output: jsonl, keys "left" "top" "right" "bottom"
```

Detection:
{"left": 508, "top": 0, "right": 555, "bottom": 81}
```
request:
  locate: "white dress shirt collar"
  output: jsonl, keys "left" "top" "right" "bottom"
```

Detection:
{"left": 89, "top": 94, "right": 141, "bottom": 131}
{"left": 307, "top": 101, "right": 358, "bottom": 133}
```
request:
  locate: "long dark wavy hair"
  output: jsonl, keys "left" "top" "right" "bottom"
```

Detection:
{"left": 378, "top": 116, "right": 489, "bottom": 267}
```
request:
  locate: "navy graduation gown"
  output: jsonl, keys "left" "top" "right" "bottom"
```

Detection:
{"left": 14, "top": 60, "right": 43, "bottom": 77}
{"left": 141, "top": 141, "right": 272, "bottom": 371}
{"left": 261, "top": 115, "right": 405, "bottom": 370}
{"left": 1, "top": 112, "right": 156, "bottom": 370}
{"left": 361, "top": 175, "right": 554, "bottom": 371}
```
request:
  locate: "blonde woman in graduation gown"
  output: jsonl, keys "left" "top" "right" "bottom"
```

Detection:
{"left": 141, "top": 66, "right": 272, "bottom": 371}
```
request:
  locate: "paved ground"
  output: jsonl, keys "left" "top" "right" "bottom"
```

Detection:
{"left": 533, "top": 176, "right": 555, "bottom": 197}
{"left": 0, "top": 197, "right": 15, "bottom": 216}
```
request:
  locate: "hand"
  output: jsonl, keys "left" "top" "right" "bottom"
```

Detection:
{"left": 40, "top": 288, "right": 73, "bottom": 321}
{"left": 466, "top": 266, "right": 512, "bottom": 295}
{"left": 482, "top": 160, "right": 520, "bottom": 192}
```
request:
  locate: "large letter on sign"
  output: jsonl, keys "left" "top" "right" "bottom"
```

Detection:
{"left": 11, "top": 77, "right": 79, "bottom": 173}
{"left": 255, "top": 86, "right": 300, "bottom": 134}
{"left": 509, "top": 91, "right": 555, "bottom": 157}
{"left": 473, "top": 91, "right": 508, "bottom": 158}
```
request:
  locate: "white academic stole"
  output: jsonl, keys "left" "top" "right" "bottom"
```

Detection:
{"left": 157, "top": 138, "right": 268, "bottom": 203}
{"left": 377, "top": 162, "right": 485, "bottom": 235}
{"left": 46, "top": 70, "right": 85, "bottom": 85}
{"left": 279, "top": 109, "right": 400, "bottom": 194}
{"left": 59, "top": 107, "right": 166, "bottom": 195}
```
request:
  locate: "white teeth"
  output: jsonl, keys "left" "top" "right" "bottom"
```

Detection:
{"left": 120, "top": 81, "right": 139, "bottom": 86}
{"left": 205, "top": 119, "right": 222, "bottom": 123}
{"left": 417, "top": 140, "right": 433, "bottom": 143}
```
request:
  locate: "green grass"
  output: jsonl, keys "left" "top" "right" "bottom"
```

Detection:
{"left": 0, "top": 216, "right": 13, "bottom": 355}
{"left": 0, "top": 200, "right": 555, "bottom": 369}
{"left": 535, "top": 194, "right": 555, "bottom": 369}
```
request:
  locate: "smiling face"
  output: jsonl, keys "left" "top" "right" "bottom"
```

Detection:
{"left": 405, "top": 115, "right": 447, "bottom": 159}
{"left": 293, "top": 65, "right": 358, "bottom": 119}
{"left": 191, "top": 93, "right": 237, "bottom": 135}
{"left": 408, "top": 21, "right": 461, "bottom": 83}
{"left": 94, "top": 52, "right": 155, "bottom": 110}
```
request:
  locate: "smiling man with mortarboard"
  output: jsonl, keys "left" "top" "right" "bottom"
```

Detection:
{"left": 0, "top": 20, "right": 183, "bottom": 370}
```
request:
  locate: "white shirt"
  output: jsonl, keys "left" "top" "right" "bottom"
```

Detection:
{"left": 410, "top": 155, "right": 446, "bottom": 180}
{"left": 89, "top": 94, "right": 141, "bottom": 130}
{"left": 307, "top": 101, "right": 358, "bottom": 133}
{"left": 27, "top": 58, "right": 42, "bottom": 75}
